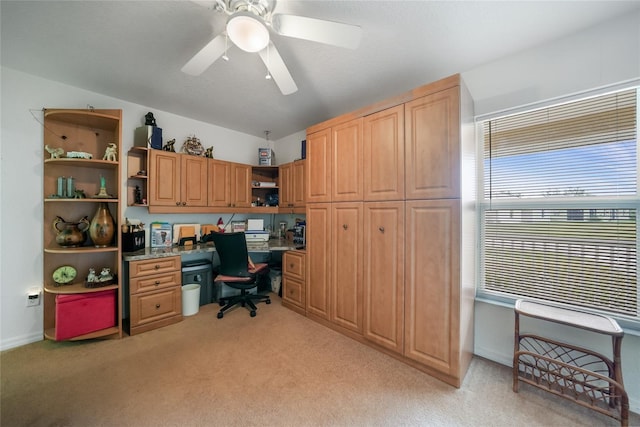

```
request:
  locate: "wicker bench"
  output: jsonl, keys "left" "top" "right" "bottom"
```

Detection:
{"left": 513, "top": 299, "right": 628, "bottom": 426}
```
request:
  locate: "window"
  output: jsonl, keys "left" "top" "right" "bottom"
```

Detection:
{"left": 478, "top": 88, "right": 639, "bottom": 323}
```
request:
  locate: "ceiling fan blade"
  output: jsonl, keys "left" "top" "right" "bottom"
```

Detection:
{"left": 258, "top": 42, "right": 298, "bottom": 95}
{"left": 181, "top": 33, "right": 227, "bottom": 75}
{"left": 271, "top": 14, "right": 362, "bottom": 50}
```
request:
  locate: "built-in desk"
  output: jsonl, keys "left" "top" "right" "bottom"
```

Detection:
{"left": 122, "top": 238, "right": 301, "bottom": 261}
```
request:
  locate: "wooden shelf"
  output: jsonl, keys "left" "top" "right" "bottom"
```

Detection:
{"left": 44, "top": 282, "right": 119, "bottom": 294}
{"left": 44, "top": 158, "right": 118, "bottom": 169}
{"left": 44, "top": 245, "right": 119, "bottom": 254}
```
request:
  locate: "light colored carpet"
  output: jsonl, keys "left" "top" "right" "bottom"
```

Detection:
{"left": 2, "top": 295, "right": 638, "bottom": 426}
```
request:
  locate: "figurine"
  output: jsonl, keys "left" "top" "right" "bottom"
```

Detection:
{"left": 73, "top": 189, "right": 86, "bottom": 199}
{"left": 205, "top": 146, "right": 214, "bottom": 158}
{"left": 86, "top": 268, "right": 98, "bottom": 282}
{"left": 163, "top": 138, "right": 176, "bottom": 152}
{"left": 103, "top": 143, "right": 117, "bottom": 161}
{"left": 45, "top": 145, "right": 64, "bottom": 159}
{"left": 145, "top": 112, "right": 157, "bottom": 126}
{"left": 134, "top": 185, "right": 142, "bottom": 204}
{"left": 99, "top": 268, "right": 113, "bottom": 282}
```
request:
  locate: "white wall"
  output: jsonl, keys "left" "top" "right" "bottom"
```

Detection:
{"left": 0, "top": 67, "right": 301, "bottom": 350}
{"left": 462, "top": 10, "right": 640, "bottom": 412}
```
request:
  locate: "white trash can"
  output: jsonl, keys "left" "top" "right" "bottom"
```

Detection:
{"left": 182, "top": 284, "right": 201, "bottom": 316}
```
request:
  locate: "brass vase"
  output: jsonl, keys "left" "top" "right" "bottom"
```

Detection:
{"left": 89, "top": 202, "right": 115, "bottom": 247}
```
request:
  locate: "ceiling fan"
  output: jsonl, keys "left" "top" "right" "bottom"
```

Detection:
{"left": 181, "top": 0, "right": 362, "bottom": 95}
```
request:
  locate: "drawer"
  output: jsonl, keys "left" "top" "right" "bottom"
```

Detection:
{"left": 282, "top": 276, "right": 305, "bottom": 309}
{"left": 129, "top": 271, "right": 181, "bottom": 295}
{"left": 283, "top": 251, "right": 305, "bottom": 281}
{"left": 130, "top": 287, "right": 181, "bottom": 327}
{"left": 129, "top": 256, "right": 180, "bottom": 278}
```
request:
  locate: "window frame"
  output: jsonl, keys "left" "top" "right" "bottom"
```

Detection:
{"left": 475, "top": 82, "right": 640, "bottom": 333}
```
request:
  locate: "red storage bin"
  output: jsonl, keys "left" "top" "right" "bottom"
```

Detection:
{"left": 55, "top": 289, "right": 117, "bottom": 340}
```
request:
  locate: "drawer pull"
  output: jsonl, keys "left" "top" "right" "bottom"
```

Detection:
{"left": 343, "top": 224, "right": 348, "bottom": 230}
{"left": 289, "top": 263, "right": 294, "bottom": 268}
{"left": 155, "top": 304, "right": 161, "bottom": 309}
{"left": 155, "top": 280, "right": 160, "bottom": 285}
{"left": 154, "top": 265, "right": 160, "bottom": 270}
{"left": 379, "top": 226, "right": 385, "bottom": 233}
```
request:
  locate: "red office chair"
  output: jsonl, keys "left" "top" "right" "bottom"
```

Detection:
{"left": 210, "top": 232, "right": 271, "bottom": 318}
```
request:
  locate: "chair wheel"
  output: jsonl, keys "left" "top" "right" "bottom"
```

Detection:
{"left": 217, "top": 312, "right": 223, "bottom": 319}
{"left": 250, "top": 310, "right": 256, "bottom": 317}
{"left": 266, "top": 298, "right": 271, "bottom": 304}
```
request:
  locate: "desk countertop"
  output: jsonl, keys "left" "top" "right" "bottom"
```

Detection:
{"left": 123, "top": 238, "right": 303, "bottom": 261}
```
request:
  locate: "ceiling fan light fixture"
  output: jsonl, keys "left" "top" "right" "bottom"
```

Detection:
{"left": 226, "top": 12, "right": 270, "bottom": 53}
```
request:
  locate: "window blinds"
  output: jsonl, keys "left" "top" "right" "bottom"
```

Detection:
{"left": 480, "top": 88, "right": 638, "bottom": 318}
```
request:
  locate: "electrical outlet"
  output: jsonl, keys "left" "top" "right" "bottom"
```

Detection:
{"left": 27, "top": 293, "right": 41, "bottom": 307}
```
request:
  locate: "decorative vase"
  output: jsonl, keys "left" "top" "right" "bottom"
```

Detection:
{"left": 53, "top": 216, "right": 90, "bottom": 247}
{"left": 89, "top": 202, "right": 115, "bottom": 247}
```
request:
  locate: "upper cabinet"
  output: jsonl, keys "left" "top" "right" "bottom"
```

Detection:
{"left": 279, "top": 159, "right": 306, "bottom": 213}
{"left": 207, "top": 158, "right": 232, "bottom": 208}
{"left": 306, "top": 128, "right": 332, "bottom": 203}
{"left": 332, "top": 119, "right": 364, "bottom": 202}
{"left": 405, "top": 87, "right": 460, "bottom": 200}
{"left": 363, "top": 105, "right": 405, "bottom": 201}
{"left": 42, "top": 108, "right": 123, "bottom": 341}
{"left": 148, "top": 150, "right": 207, "bottom": 209}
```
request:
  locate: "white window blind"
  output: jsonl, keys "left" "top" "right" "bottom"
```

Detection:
{"left": 480, "top": 88, "right": 639, "bottom": 318}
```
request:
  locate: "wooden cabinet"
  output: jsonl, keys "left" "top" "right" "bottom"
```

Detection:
{"left": 303, "top": 74, "right": 475, "bottom": 388}
{"left": 404, "top": 199, "right": 463, "bottom": 383}
{"left": 251, "top": 166, "right": 279, "bottom": 210}
{"left": 282, "top": 250, "right": 306, "bottom": 315}
{"left": 148, "top": 150, "right": 207, "bottom": 209}
{"left": 405, "top": 86, "right": 460, "bottom": 200}
{"left": 42, "top": 108, "right": 123, "bottom": 341}
{"left": 331, "top": 202, "right": 363, "bottom": 333}
{"left": 305, "top": 203, "right": 331, "bottom": 320}
{"left": 332, "top": 119, "right": 364, "bottom": 202}
{"left": 306, "top": 128, "right": 332, "bottom": 203}
{"left": 364, "top": 105, "right": 405, "bottom": 201}
{"left": 279, "top": 160, "right": 306, "bottom": 212}
{"left": 207, "top": 158, "right": 231, "bottom": 208}
{"left": 231, "top": 162, "right": 252, "bottom": 208}
{"left": 363, "top": 201, "right": 405, "bottom": 354}
{"left": 126, "top": 256, "right": 182, "bottom": 336}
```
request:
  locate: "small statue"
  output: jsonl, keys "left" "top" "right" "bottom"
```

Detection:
{"left": 73, "top": 189, "right": 86, "bottom": 199}
{"left": 99, "top": 268, "right": 113, "bottom": 282}
{"left": 145, "top": 112, "right": 157, "bottom": 126}
{"left": 95, "top": 175, "right": 111, "bottom": 198}
{"left": 87, "top": 268, "right": 98, "bottom": 283}
{"left": 103, "top": 143, "right": 117, "bottom": 161}
{"left": 134, "top": 185, "right": 142, "bottom": 204}
{"left": 163, "top": 138, "right": 176, "bottom": 152}
{"left": 45, "top": 145, "right": 64, "bottom": 159}
{"left": 205, "top": 146, "right": 214, "bottom": 158}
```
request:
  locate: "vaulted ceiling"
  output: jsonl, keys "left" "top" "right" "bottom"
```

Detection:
{"left": 2, "top": 1, "right": 639, "bottom": 139}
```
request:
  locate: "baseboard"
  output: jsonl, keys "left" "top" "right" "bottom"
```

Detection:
{"left": 1, "top": 332, "right": 43, "bottom": 352}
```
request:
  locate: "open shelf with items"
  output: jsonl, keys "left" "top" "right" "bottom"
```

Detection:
{"left": 127, "top": 147, "right": 148, "bottom": 207}
{"left": 251, "top": 165, "right": 279, "bottom": 210}
{"left": 43, "top": 108, "right": 122, "bottom": 341}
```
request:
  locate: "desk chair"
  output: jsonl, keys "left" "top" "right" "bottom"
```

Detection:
{"left": 211, "top": 232, "right": 271, "bottom": 318}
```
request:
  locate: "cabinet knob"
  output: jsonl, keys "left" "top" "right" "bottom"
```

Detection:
{"left": 175, "top": 202, "right": 180, "bottom": 206}
{"left": 154, "top": 265, "right": 160, "bottom": 270}
{"left": 289, "top": 263, "right": 294, "bottom": 268}
{"left": 155, "top": 280, "right": 160, "bottom": 285}
{"left": 181, "top": 201, "right": 186, "bottom": 206}
{"left": 379, "top": 226, "right": 385, "bottom": 233}
{"left": 155, "top": 304, "right": 161, "bottom": 309}
{"left": 343, "top": 224, "right": 348, "bottom": 230}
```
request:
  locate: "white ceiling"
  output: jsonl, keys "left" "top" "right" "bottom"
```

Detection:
{"left": 2, "top": 1, "right": 639, "bottom": 140}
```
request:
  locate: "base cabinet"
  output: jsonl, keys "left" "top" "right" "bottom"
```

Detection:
{"left": 306, "top": 203, "right": 331, "bottom": 319}
{"left": 126, "top": 256, "right": 182, "bottom": 335}
{"left": 282, "top": 250, "right": 306, "bottom": 314}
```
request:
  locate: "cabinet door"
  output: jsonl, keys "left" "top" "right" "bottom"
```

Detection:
{"left": 364, "top": 105, "right": 405, "bottom": 201}
{"left": 149, "top": 150, "right": 180, "bottom": 206}
{"left": 331, "top": 202, "right": 363, "bottom": 333}
{"left": 306, "top": 128, "right": 332, "bottom": 203}
{"left": 404, "top": 199, "right": 460, "bottom": 376}
{"left": 231, "top": 163, "right": 251, "bottom": 207}
{"left": 208, "top": 159, "right": 232, "bottom": 207}
{"left": 332, "top": 118, "right": 363, "bottom": 202}
{"left": 363, "top": 201, "right": 404, "bottom": 353}
{"left": 306, "top": 203, "right": 331, "bottom": 320}
{"left": 292, "top": 160, "right": 306, "bottom": 206}
{"left": 181, "top": 155, "right": 208, "bottom": 207}
{"left": 405, "top": 87, "right": 460, "bottom": 200}
{"left": 279, "top": 162, "right": 293, "bottom": 207}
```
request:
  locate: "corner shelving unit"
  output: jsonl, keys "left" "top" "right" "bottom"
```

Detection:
{"left": 42, "top": 108, "right": 123, "bottom": 341}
